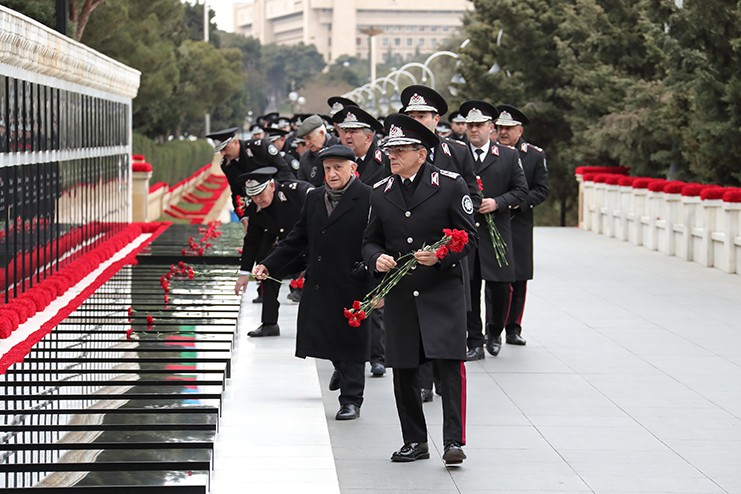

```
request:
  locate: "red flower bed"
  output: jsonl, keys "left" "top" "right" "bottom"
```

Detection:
{"left": 132, "top": 162, "right": 153, "bottom": 173}
{"left": 681, "top": 183, "right": 706, "bottom": 197}
{"left": 132, "top": 154, "right": 146, "bottom": 161}
{"left": 574, "top": 166, "right": 630, "bottom": 176}
{"left": 593, "top": 173, "right": 611, "bottom": 183}
{"left": 663, "top": 181, "right": 686, "bottom": 194}
{"left": 647, "top": 179, "right": 668, "bottom": 192}
{"left": 618, "top": 176, "right": 636, "bottom": 186}
{"left": 723, "top": 189, "right": 741, "bottom": 203}
{"left": 582, "top": 173, "right": 596, "bottom": 182}
{"left": 700, "top": 186, "right": 727, "bottom": 200}
{"left": 632, "top": 178, "right": 652, "bottom": 189}
{"left": 605, "top": 175, "right": 623, "bottom": 185}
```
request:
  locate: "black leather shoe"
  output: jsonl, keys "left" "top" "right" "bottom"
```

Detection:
{"left": 465, "top": 347, "right": 485, "bottom": 361}
{"left": 335, "top": 403, "right": 360, "bottom": 420}
{"left": 328, "top": 370, "right": 341, "bottom": 391}
{"left": 390, "top": 442, "right": 429, "bottom": 462}
{"left": 506, "top": 334, "right": 527, "bottom": 345}
{"left": 252, "top": 294, "right": 263, "bottom": 303}
{"left": 486, "top": 336, "right": 502, "bottom": 356}
{"left": 287, "top": 289, "right": 301, "bottom": 303}
{"left": 371, "top": 362, "right": 386, "bottom": 377}
{"left": 420, "top": 388, "right": 433, "bottom": 403}
{"left": 247, "top": 323, "right": 279, "bottom": 337}
{"left": 442, "top": 442, "right": 466, "bottom": 465}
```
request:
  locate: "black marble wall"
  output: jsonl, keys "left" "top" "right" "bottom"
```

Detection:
{"left": 0, "top": 75, "right": 131, "bottom": 302}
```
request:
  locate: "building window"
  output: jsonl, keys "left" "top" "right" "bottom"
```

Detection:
{"left": 383, "top": 37, "right": 389, "bottom": 47}
{"left": 356, "top": 37, "right": 361, "bottom": 45}
{"left": 407, "top": 38, "right": 413, "bottom": 46}
{"left": 443, "top": 26, "right": 449, "bottom": 32}
{"left": 418, "top": 38, "right": 424, "bottom": 46}
{"left": 431, "top": 26, "right": 437, "bottom": 32}
{"left": 394, "top": 38, "right": 400, "bottom": 46}
{"left": 431, "top": 38, "right": 438, "bottom": 47}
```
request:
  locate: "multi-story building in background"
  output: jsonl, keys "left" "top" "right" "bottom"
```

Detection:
{"left": 233, "top": 0, "right": 471, "bottom": 64}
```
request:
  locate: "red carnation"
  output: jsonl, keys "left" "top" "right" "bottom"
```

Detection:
{"left": 146, "top": 314, "right": 154, "bottom": 326}
{"left": 125, "top": 328, "right": 134, "bottom": 340}
{"left": 352, "top": 300, "right": 361, "bottom": 310}
{"left": 435, "top": 245, "right": 449, "bottom": 259}
{"left": 128, "top": 307, "right": 133, "bottom": 317}
{"left": 476, "top": 176, "right": 484, "bottom": 191}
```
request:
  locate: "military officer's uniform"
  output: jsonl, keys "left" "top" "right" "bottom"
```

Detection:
{"left": 238, "top": 167, "right": 313, "bottom": 336}
{"left": 458, "top": 101, "right": 528, "bottom": 358}
{"left": 496, "top": 106, "right": 550, "bottom": 340}
{"left": 362, "top": 115, "right": 477, "bottom": 465}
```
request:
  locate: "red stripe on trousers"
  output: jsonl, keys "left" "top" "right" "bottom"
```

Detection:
{"left": 460, "top": 360, "right": 467, "bottom": 444}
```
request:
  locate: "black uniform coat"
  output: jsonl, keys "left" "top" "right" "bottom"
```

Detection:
{"left": 431, "top": 137, "right": 482, "bottom": 210}
{"left": 297, "top": 135, "right": 340, "bottom": 186}
{"left": 221, "top": 139, "right": 295, "bottom": 220}
{"left": 240, "top": 180, "right": 313, "bottom": 272}
{"left": 261, "top": 179, "right": 372, "bottom": 362}
{"left": 362, "top": 163, "right": 478, "bottom": 368}
{"left": 470, "top": 142, "right": 529, "bottom": 282}
{"left": 510, "top": 138, "right": 550, "bottom": 280}
{"left": 356, "top": 140, "right": 391, "bottom": 186}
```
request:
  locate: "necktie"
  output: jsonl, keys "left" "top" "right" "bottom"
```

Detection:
{"left": 475, "top": 148, "right": 484, "bottom": 162}
{"left": 403, "top": 178, "right": 412, "bottom": 189}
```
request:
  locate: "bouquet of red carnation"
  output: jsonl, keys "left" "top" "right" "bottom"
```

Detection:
{"left": 289, "top": 275, "right": 305, "bottom": 289}
{"left": 343, "top": 228, "right": 469, "bottom": 327}
{"left": 477, "top": 176, "right": 508, "bottom": 267}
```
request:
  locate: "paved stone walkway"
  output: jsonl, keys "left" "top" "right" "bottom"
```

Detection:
{"left": 216, "top": 227, "right": 741, "bottom": 493}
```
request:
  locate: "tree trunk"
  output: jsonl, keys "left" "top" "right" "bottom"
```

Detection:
{"left": 69, "top": 0, "right": 104, "bottom": 41}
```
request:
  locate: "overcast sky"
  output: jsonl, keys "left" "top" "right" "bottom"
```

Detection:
{"left": 185, "top": 0, "right": 237, "bottom": 33}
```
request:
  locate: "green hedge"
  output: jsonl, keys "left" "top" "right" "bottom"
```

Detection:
{"left": 133, "top": 133, "right": 215, "bottom": 186}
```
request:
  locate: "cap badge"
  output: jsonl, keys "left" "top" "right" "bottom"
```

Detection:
{"left": 467, "top": 108, "right": 485, "bottom": 120}
{"left": 408, "top": 93, "right": 427, "bottom": 106}
{"left": 344, "top": 112, "right": 358, "bottom": 123}
{"left": 500, "top": 111, "right": 512, "bottom": 120}
{"left": 388, "top": 125, "right": 404, "bottom": 139}
{"left": 332, "top": 102, "right": 344, "bottom": 112}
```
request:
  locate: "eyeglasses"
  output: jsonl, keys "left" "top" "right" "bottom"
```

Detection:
{"left": 382, "top": 146, "right": 422, "bottom": 156}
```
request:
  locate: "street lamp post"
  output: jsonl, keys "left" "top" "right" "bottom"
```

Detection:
{"left": 360, "top": 27, "right": 384, "bottom": 83}
{"left": 203, "top": 0, "right": 210, "bottom": 134}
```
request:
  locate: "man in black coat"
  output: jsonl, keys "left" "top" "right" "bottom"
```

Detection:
{"left": 254, "top": 145, "right": 372, "bottom": 421}
{"left": 362, "top": 114, "right": 478, "bottom": 466}
{"left": 233, "top": 167, "right": 313, "bottom": 337}
{"left": 296, "top": 115, "right": 340, "bottom": 186}
{"left": 400, "top": 85, "right": 481, "bottom": 402}
{"left": 205, "top": 127, "right": 294, "bottom": 231}
{"left": 496, "top": 105, "right": 550, "bottom": 345}
{"left": 332, "top": 106, "right": 391, "bottom": 377}
{"left": 459, "top": 101, "right": 529, "bottom": 360}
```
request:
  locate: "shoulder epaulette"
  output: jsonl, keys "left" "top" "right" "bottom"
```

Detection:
{"left": 439, "top": 169, "right": 460, "bottom": 180}
{"left": 373, "top": 176, "right": 392, "bottom": 189}
{"left": 527, "top": 142, "right": 544, "bottom": 153}
{"left": 448, "top": 138, "right": 466, "bottom": 146}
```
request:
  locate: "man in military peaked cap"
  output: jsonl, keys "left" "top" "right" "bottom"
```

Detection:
{"left": 448, "top": 111, "right": 468, "bottom": 143}
{"left": 234, "top": 166, "right": 313, "bottom": 337}
{"left": 495, "top": 104, "right": 550, "bottom": 347}
{"left": 459, "top": 100, "right": 528, "bottom": 360}
{"left": 400, "top": 85, "right": 481, "bottom": 402}
{"left": 362, "top": 113, "right": 477, "bottom": 466}
{"left": 206, "top": 127, "right": 294, "bottom": 232}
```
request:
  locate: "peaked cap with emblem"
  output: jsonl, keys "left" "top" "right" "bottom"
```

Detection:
{"left": 448, "top": 111, "right": 467, "bottom": 124}
{"left": 382, "top": 113, "right": 439, "bottom": 150}
{"left": 238, "top": 166, "right": 277, "bottom": 196}
{"left": 495, "top": 104, "right": 530, "bottom": 126}
{"left": 459, "top": 100, "right": 499, "bottom": 123}
{"left": 205, "top": 127, "right": 240, "bottom": 152}
{"left": 262, "top": 127, "right": 289, "bottom": 141}
{"left": 400, "top": 85, "right": 448, "bottom": 116}
{"left": 327, "top": 96, "right": 358, "bottom": 115}
{"left": 331, "top": 106, "right": 383, "bottom": 132}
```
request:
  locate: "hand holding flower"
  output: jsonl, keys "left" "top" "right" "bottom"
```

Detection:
{"left": 252, "top": 264, "right": 269, "bottom": 280}
{"left": 479, "top": 197, "right": 498, "bottom": 214}
{"left": 375, "top": 254, "right": 397, "bottom": 273}
{"left": 414, "top": 250, "right": 439, "bottom": 266}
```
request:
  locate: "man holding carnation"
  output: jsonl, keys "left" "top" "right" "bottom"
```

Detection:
{"left": 252, "top": 145, "right": 372, "bottom": 421}
{"left": 362, "top": 114, "right": 478, "bottom": 465}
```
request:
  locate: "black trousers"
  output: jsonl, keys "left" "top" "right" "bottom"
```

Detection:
{"left": 332, "top": 360, "right": 365, "bottom": 407}
{"left": 418, "top": 360, "right": 441, "bottom": 392}
{"left": 261, "top": 277, "right": 281, "bottom": 325}
{"left": 369, "top": 308, "right": 385, "bottom": 365}
{"left": 505, "top": 280, "right": 528, "bottom": 335}
{"left": 393, "top": 359, "right": 466, "bottom": 445}
{"left": 466, "top": 258, "right": 513, "bottom": 349}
